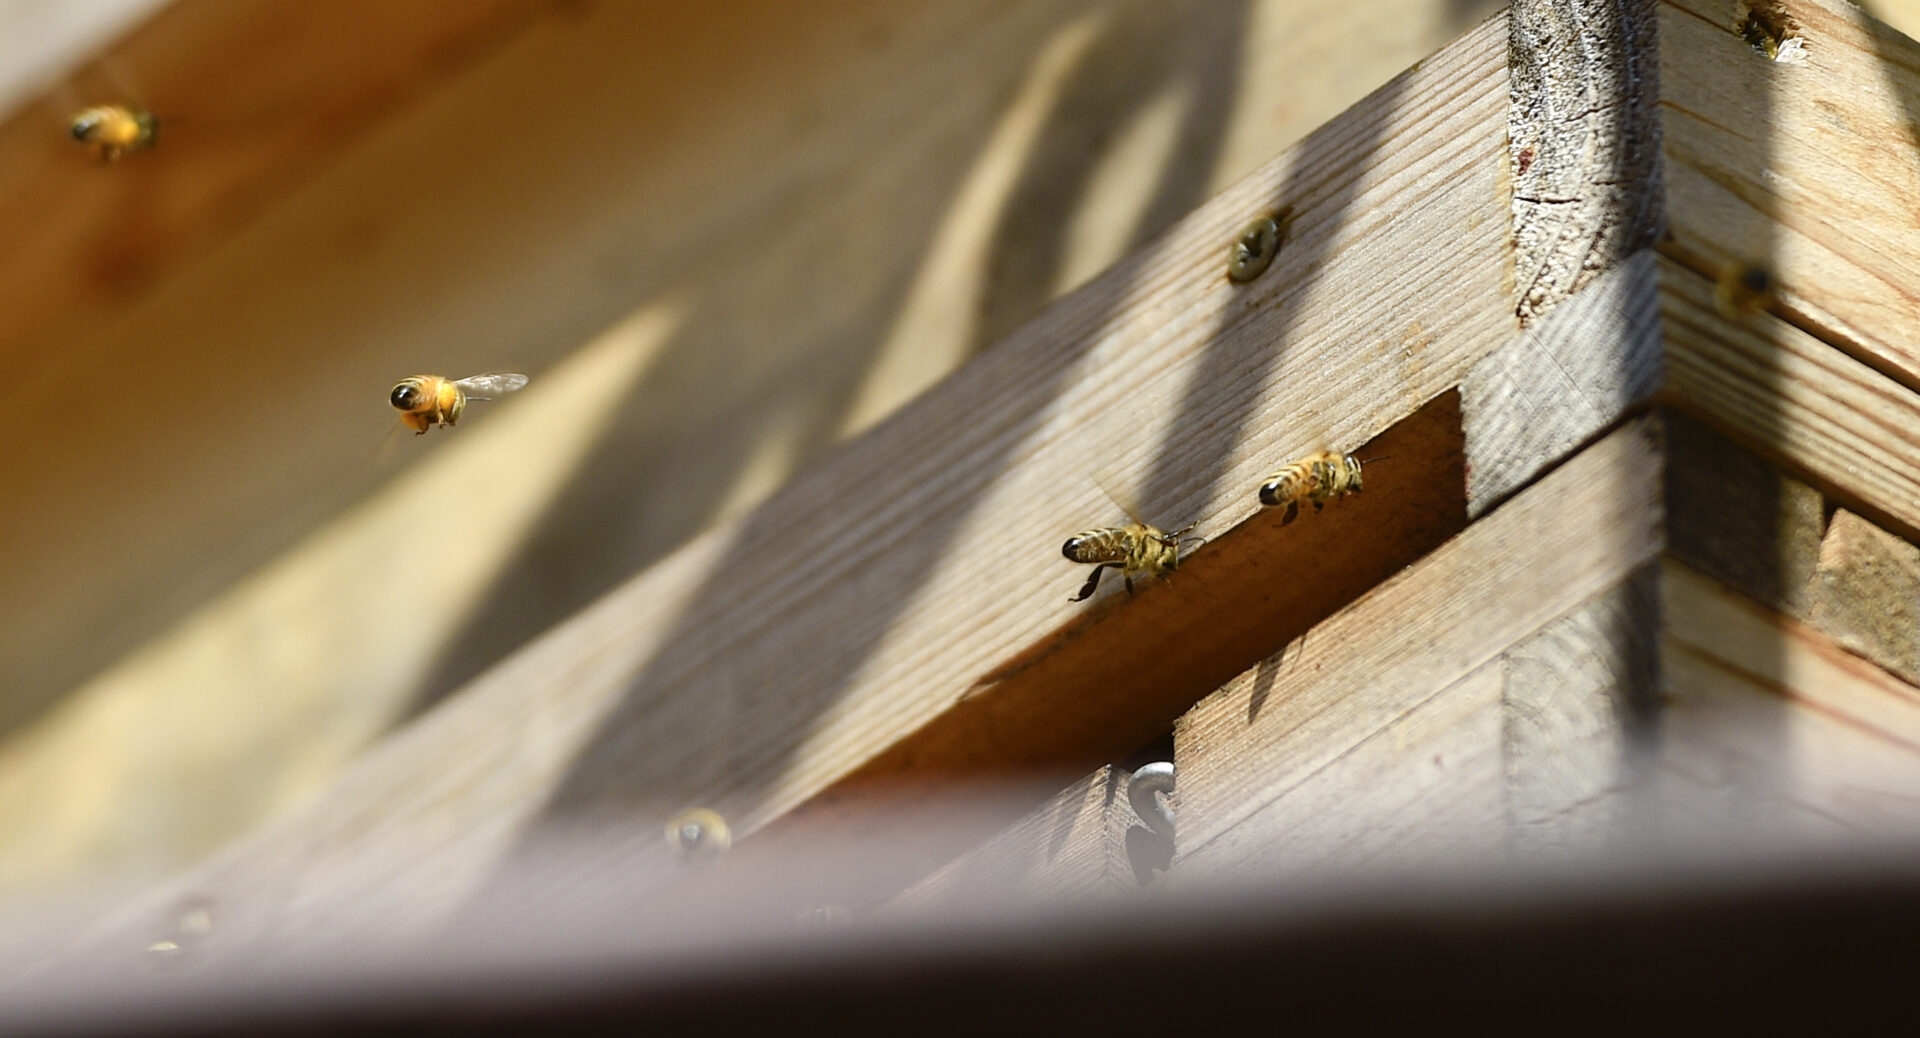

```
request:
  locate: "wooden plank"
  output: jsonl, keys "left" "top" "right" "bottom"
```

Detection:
{"left": 1656, "top": 560, "right": 1920, "bottom": 841}
{"left": 1659, "top": 253, "right": 1920, "bottom": 540}
{"left": 1658, "top": 0, "right": 1920, "bottom": 390}
{"left": 1807, "top": 509, "right": 1920, "bottom": 688}
{"left": 1173, "top": 417, "right": 1666, "bottom": 877}
{"left": 1662, "top": 408, "right": 1824, "bottom": 615}
{"left": 1507, "top": 0, "right": 1663, "bottom": 325}
{"left": 0, "top": 0, "right": 1506, "bottom": 916}
{"left": 1461, "top": 249, "right": 1662, "bottom": 516}
{"left": 53, "top": 12, "right": 1517, "bottom": 946}
{"left": 1503, "top": 565, "right": 1660, "bottom": 858}
{"left": 881, "top": 765, "right": 1136, "bottom": 912}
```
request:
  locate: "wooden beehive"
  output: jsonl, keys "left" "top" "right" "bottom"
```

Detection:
{"left": 7, "top": 0, "right": 1920, "bottom": 1027}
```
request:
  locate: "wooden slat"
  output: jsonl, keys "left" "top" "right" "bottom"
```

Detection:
{"left": 1507, "top": 0, "right": 1662, "bottom": 325}
{"left": 1461, "top": 249, "right": 1662, "bottom": 516}
{"left": 1173, "top": 417, "right": 1666, "bottom": 876}
{"left": 1658, "top": 0, "right": 1920, "bottom": 389}
{"left": 882, "top": 765, "right": 1138, "bottom": 911}
{"left": 1660, "top": 253, "right": 1920, "bottom": 539}
{"left": 1808, "top": 509, "right": 1920, "bottom": 688}
{"left": 60, "top": 11, "right": 1517, "bottom": 946}
{"left": 1657, "top": 560, "right": 1920, "bottom": 840}
{"left": 1503, "top": 566, "right": 1660, "bottom": 858}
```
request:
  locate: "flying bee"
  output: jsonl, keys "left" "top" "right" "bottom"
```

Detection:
{"left": 1061, "top": 501, "right": 1204, "bottom": 602}
{"left": 389, "top": 372, "right": 529, "bottom": 434}
{"left": 69, "top": 104, "right": 157, "bottom": 161}
{"left": 1258, "top": 450, "right": 1366, "bottom": 524}
{"left": 1714, "top": 260, "right": 1777, "bottom": 319}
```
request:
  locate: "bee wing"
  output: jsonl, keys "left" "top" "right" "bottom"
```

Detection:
{"left": 1090, "top": 471, "right": 1149, "bottom": 527}
{"left": 450, "top": 372, "right": 530, "bottom": 399}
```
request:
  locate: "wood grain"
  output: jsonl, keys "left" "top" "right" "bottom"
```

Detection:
{"left": 1503, "top": 565, "right": 1661, "bottom": 858}
{"left": 52, "top": 13, "right": 1517, "bottom": 948}
{"left": 1658, "top": 0, "right": 1920, "bottom": 390}
{"left": 1462, "top": 249, "right": 1663, "bottom": 516}
{"left": 1659, "top": 254, "right": 1920, "bottom": 541}
{"left": 1807, "top": 509, "right": 1920, "bottom": 688}
{"left": 1508, "top": 0, "right": 1664, "bottom": 325}
{"left": 1173, "top": 417, "right": 1666, "bottom": 877}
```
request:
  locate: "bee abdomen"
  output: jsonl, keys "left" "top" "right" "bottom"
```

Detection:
{"left": 1258, "top": 466, "right": 1312, "bottom": 507}
{"left": 1062, "top": 529, "right": 1129, "bottom": 564}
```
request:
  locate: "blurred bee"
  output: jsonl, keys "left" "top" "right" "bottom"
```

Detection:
{"left": 389, "top": 373, "right": 528, "bottom": 435}
{"left": 1062, "top": 511, "right": 1203, "bottom": 602}
{"left": 70, "top": 104, "right": 157, "bottom": 161}
{"left": 665, "top": 807, "right": 732, "bottom": 863}
{"left": 1714, "top": 260, "right": 1777, "bottom": 319}
{"left": 1258, "top": 450, "right": 1365, "bottom": 524}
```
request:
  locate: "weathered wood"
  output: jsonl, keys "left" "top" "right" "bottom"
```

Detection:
{"left": 1656, "top": 560, "right": 1920, "bottom": 841}
{"left": 52, "top": 12, "right": 1517, "bottom": 947}
{"left": 1173, "top": 417, "right": 1666, "bottom": 877}
{"left": 1461, "top": 249, "right": 1663, "bottom": 516}
{"left": 1507, "top": 0, "right": 1664, "bottom": 325}
{"left": 0, "top": 0, "right": 1508, "bottom": 917}
{"left": 1657, "top": 0, "right": 1920, "bottom": 390}
{"left": 1659, "top": 254, "right": 1920, "bottom": 540}
{"left": 1503, "top": 565, "right": 1661, "bottom": 858}
{"left": 1807, "top": 510, "right": 1920, "bottom": 688}
{"left": 1663, "top": 408, "right": 1825, "bottom": 615}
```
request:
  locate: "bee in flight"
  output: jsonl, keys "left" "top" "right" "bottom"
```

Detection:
{"left": 1258, "top": 450, "right": 1365, "bottom": 524}
{"left": 69, "top": 104, "right": 158, "bottom": 162}
{"left": 389, "top": 372, "right": 529, "bottom": 435}
{"left": 1062, "top": 504, "right": 1204, "bottom": 602}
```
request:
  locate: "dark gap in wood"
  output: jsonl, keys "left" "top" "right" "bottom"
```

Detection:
{"left": 691, "top": 390, "right": 1469, "bottom": 911}
{"left": 1662, "top": 408, "right": 1822, "bottom": 618}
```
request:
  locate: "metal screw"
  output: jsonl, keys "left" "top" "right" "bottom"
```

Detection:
{"left": 1227, "top": 211, "right": 1286, "bottom": 283}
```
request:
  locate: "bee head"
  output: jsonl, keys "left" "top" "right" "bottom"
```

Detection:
{"left": 69, "top": 114, "right": 100, "bottom": 141}
{"left": 390, "top": 382, "right": 422, "bottom": 410}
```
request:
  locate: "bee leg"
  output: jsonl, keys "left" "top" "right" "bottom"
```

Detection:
{"left": 1124, "top": 573, "right": 1136, "bottom": 596}
{"left": 1070, "top": 564, "right": 1115, "bottom": 602}
{"left": 1312, "top": 500, "right": 1324, "bottom": 513}
{"left": 1281, "top": 501, "right": 1300, "bottom": 525}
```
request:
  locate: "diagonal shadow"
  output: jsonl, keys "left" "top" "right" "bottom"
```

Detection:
{"left": 442, "top": 0, "right": 1256, "bottom": 896}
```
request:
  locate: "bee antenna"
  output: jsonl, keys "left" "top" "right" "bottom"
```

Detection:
{"left": 1357, "top": 453, "right": 1392, "bottom": 464}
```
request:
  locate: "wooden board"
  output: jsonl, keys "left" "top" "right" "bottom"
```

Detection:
{"left": 1173, "top": 417, "right": 1666, "bottom": 876}
{"left": 1658, "top": 0, "right": 1920, "bottom": 389}
{"left": 36, "top": 11, "right": 1518, "bottom": 946}
{"left": 0, "top": 0, "right": 1507, "bottom": 916}
{"left": 1807, "top": 509, "right": 1920, "bottom": 688}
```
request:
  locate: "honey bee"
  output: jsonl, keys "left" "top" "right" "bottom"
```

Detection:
{"left": 389, "top": 373, "right": 528, "bottom": 434}
{"left": 69, "top": 104, "right": 157, "bottom": 161}
{"left": 1258, "top": 450, "right": 1365, "bottom": 524}
{"left": 1714, "top": 260, "right": 1777, "bottom": 319}
{"left": 1062, "top": 511, "right": 1203, "bottom": 602}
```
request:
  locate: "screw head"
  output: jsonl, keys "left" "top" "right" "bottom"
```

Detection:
{"left": 1227, "top": 212, "right": 1286, "bottom": 283}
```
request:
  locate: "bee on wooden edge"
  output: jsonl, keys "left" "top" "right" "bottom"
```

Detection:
{"left": 1061, "top": 487, "right": 1206, "bottom": 602}
{"left": 1258, "top": 450, "right": 1368, "bottom": 524}
{"left": 389, "top": 373, "right": 529, "bottom": 435}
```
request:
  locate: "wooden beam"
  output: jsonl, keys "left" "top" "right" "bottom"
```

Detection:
{"left": 1173, "top": 416, "right": 1666, "bottom": 877}
{"left": 1807, "top": 509, "right": 1920, "bottom": 688}
{"left": 58, "top": 10, "right": 1517, "bottom": 947}
{"left": 1658, "top": 0, "right": 1920, "bottom": 391}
